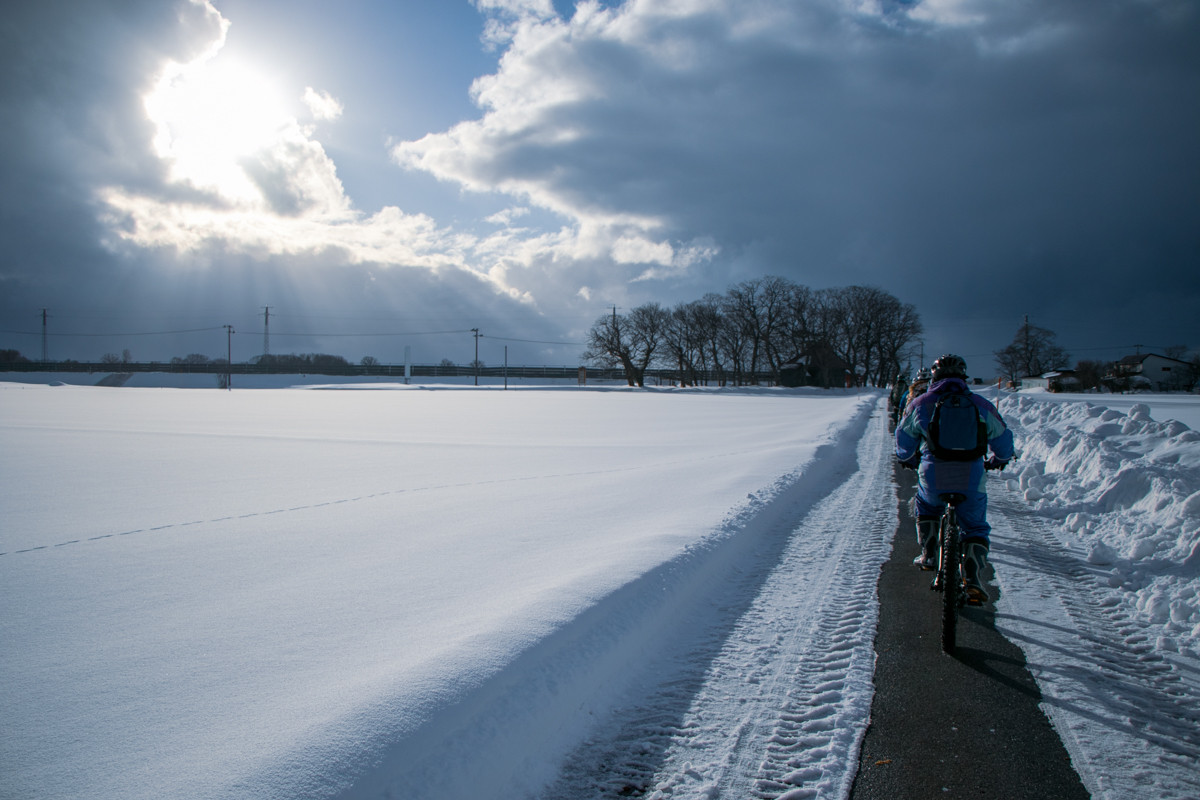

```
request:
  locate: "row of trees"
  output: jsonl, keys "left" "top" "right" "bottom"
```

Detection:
{"left": 583, "top": 277, "right": 923, "bottom": 388}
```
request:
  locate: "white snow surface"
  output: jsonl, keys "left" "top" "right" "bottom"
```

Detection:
{"left": 1, "top": 383, "right": 879, "bottom": 800}
{"left": 981, "top": 389, "right": 1200, "bottom": 800}
{"left": 3, "top": 381, "right": 1199, "bottom": 800}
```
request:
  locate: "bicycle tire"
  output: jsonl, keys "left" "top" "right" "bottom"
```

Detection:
{"left": 941, "top": 509, "right": 960, "bottom": 654}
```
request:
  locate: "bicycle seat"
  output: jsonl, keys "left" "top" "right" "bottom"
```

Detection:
{"left": 938, "top": 492, "right": 967, "bottom": 506}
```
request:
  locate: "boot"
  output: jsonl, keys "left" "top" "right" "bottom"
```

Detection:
{"left": 912, "top": 520, "right": 937, "bottom": 570}
{"left": 963, "top": 541, "right": 990, "bottom": 604}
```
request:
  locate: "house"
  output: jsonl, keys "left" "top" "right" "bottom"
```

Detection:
{"left": 1108, "top": 353, "right": 1196, "bottom": 392}
{"left": 1021, "top": 370, "right": 1080, "bottom": 392}
{"left": 780, "top": 343, "right": 851, "bottom": 388}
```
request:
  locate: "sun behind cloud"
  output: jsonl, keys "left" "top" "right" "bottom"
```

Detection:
{"left": 145, "top": 51, "right": 292, "bottom": 202}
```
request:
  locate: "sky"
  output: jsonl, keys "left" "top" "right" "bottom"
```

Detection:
{"left": 1, "top": 0, "right": 1197, "bottom": 372}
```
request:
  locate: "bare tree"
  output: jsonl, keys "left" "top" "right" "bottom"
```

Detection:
{"left": 665, "top": 301, "right": 709, "bottom": 386}
{"left": 995, "top": 321, "right": 1070, "bottom": 383}
{"left": 583, "top": 303, "right": 671, "bottom": 387}
{"left": 873, "top": 297, "right": 923, "bottom": 386}
{"left": 692, "top": 294, "right": 729, "bottom": 385}
{"left": 1073, "top": 360, "right": 1109, "bottom": 391}
{"left": 779, "top": 282, "right": 817, "bottom": 364}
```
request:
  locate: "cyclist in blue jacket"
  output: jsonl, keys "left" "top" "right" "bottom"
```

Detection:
{"left": 895, "top": 354, "right": 1014, "bottom": 603}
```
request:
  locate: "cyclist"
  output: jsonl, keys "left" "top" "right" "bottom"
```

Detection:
{"left": 888, "top": 372, "right": 910, "bottom": 429}
{"left": 895, "top": 354, "right": 1014, "bottom": 603}
{"left": 903, "top": 368, "right": 932, "bottom": 415}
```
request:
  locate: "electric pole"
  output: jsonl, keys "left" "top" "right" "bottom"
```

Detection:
{"left": 224, "top": 325, "right": 234, "bottom": 390}
{"left": 263, "top": 306, "right": 271, "bottom": 358}
{"left": 41, "top": 308, "right": 48, "bottom": 363}
{"left": 472, "top": 328, "right": 480, "bottom": 386}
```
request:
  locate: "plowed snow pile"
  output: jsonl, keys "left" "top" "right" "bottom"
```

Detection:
{"left": 987, "top": 391, "right": 1200, "bottom": 800}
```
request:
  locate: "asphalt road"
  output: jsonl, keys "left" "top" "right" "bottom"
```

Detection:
{"left": 849, "top": 464, "right": 1091, "bottom": 800}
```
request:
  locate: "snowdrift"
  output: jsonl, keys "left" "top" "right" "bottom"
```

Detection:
{"left": 1001, "top": 395, "right": 1200, "bottom": 653}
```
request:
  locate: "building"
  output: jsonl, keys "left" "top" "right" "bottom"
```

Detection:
{"left": 1108, "top": 353, "right": 1196, "bottom": 392}
{"left": 1022, "top": 370, "right": 1080, "bottom": 392}
{"left": 780, "top": 343, "right": 852, "bottom": 388}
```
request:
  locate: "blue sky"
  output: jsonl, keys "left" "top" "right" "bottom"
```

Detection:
{"left": 1, "top": 0, "right": 1197, "bottom": 371}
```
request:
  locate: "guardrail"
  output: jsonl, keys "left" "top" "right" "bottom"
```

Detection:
{"left": 0, "top": 361, "right": 777, "bottom": 384}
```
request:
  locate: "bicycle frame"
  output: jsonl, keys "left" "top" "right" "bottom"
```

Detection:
{"left": 934, "top": 492, "right": 966, "bottom": 654}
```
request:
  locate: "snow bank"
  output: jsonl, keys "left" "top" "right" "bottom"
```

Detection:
{"left": 1000, "top": 395, "right": 1200, "bottom": 653}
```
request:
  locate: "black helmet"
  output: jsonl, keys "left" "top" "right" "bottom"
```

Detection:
{"left": 932, "top": 353, "right": 967, "bottom": 380}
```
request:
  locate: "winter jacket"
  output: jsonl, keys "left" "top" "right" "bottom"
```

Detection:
{"left": 895, "top": 378, "right": 1014, "bottom": 494}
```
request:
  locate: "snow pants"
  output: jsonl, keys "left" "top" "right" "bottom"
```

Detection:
{"left": 914, "top": 458, "right": 991, "bottom": 544}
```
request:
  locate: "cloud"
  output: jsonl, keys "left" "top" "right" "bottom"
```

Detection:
{"left": 303, "top": 87, "right": 344, "bottom": 121}
{"left": 3, "top": 0, "right": 1197, "bottom": 366}
{"left": 394, "top": 0, "right": 1198, "bottom": 317}
{"left": 84, "top": 2, "right": 527, "bottom": 301}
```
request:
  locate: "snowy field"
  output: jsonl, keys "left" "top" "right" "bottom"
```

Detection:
{"left": 1, "top": 383, "right": 882, "bottom": 799}
{"left": 2, "top": 381, "right": 1199, "bottom": 799}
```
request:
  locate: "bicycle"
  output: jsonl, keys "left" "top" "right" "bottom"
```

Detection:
{"left": 929, "top": 458, "right": 1009, "bottom": 654}
{"left": 932, "top": 492, "right": 966, "bottom": 654}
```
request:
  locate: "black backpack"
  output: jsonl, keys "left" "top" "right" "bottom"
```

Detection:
{"left": 928, "top": 392, "right": 988, "bottom": 461}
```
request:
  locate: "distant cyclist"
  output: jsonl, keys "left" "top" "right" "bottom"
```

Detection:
{"left": 903, "top": 368, "right": 931, "bottom": 415}
{"left": 895, "top": 354, "right": 1014, "bottom": 603}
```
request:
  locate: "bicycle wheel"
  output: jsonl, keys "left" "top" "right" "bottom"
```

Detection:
{"left": 941, "top": 509, "right": 960, "bottom": 654}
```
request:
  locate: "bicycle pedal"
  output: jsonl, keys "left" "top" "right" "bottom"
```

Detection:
{"left": 965, "top": 587, "right": 988, "bottom": 605}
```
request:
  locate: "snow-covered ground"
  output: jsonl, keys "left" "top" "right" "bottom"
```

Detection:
{"left": 1001, "top": 386, "right": 1200, "bottom": 433}
{"left": 0, "top": 383, "right": 882, "bottom": 800}
{"left": 2, "top": 381, "right": 1198, "bottom": 799}
{"left": 982, "top": 389, "right": 1200, "bottom": 799}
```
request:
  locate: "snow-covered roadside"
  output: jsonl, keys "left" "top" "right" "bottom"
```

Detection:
{"left": 541, "top": 397, "right": 896, "bottom": 799}
{"left": 1003, "top": 388, "right": 1200, "bottom": 434}
{"left": 987, "top": 394, "right": 1200, "bottom": 799}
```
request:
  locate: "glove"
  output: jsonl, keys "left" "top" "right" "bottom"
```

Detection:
{"left": 984, "top": 456, "right": 1008, "bottom": 471}
{"left": 899, "top": 455, "right": 920, "bottom": 470}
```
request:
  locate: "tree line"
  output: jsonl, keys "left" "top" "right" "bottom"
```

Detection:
{"left": 993, "top": 321, "right": 1199, "bottom": 391}
{"left": 583, "top": 277, "right": 923, "bottom": 388}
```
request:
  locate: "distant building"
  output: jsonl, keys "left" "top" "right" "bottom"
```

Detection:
{"left": 1022, "top": 370, "right": 1080, "bottom": 392}
{"left": 780, "top": 342, "right": 851, "bottom": 388}
{"left": 1108, "top": 353, "right": 1195, "bottom": 392}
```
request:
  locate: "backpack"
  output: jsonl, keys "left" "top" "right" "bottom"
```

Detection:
{"left": 928, "top": 392, "right": 988, "bottom": 461}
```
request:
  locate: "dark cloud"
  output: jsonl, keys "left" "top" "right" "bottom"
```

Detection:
{"left": 498, "top": 4, "right": 1193, "bottom": 360}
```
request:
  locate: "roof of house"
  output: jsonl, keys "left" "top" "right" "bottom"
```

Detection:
{"left": 1119, "top": 353, "right": 1191, "bottom": 367}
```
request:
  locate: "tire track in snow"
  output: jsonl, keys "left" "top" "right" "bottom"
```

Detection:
{"left": 989, "top": 490, "right": 1200, "bottom": 800}
{"left": 541, "top": 398, "right": 896, "bottom": 800}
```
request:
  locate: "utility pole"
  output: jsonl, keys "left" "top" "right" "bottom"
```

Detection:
{"left": 262, "top": 306, "right": 271, "bottom": 358}
{"left": 41, "top": 308, "right": 48, "bottom": 363}
{"left": 472, "top": 328, "right": 480, "bottom": 386}
{"left": 224, "top": 325, "right": 234, "bottom": 390}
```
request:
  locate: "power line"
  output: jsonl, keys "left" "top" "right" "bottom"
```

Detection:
{"left": 268, "top": 329, "right": 475, "bottom": 338}
{"left": 0, "top": 326, "right": 226, "bottom": 337}
{"left": 482, "top": 335, "right": 586, "bottom": 346}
